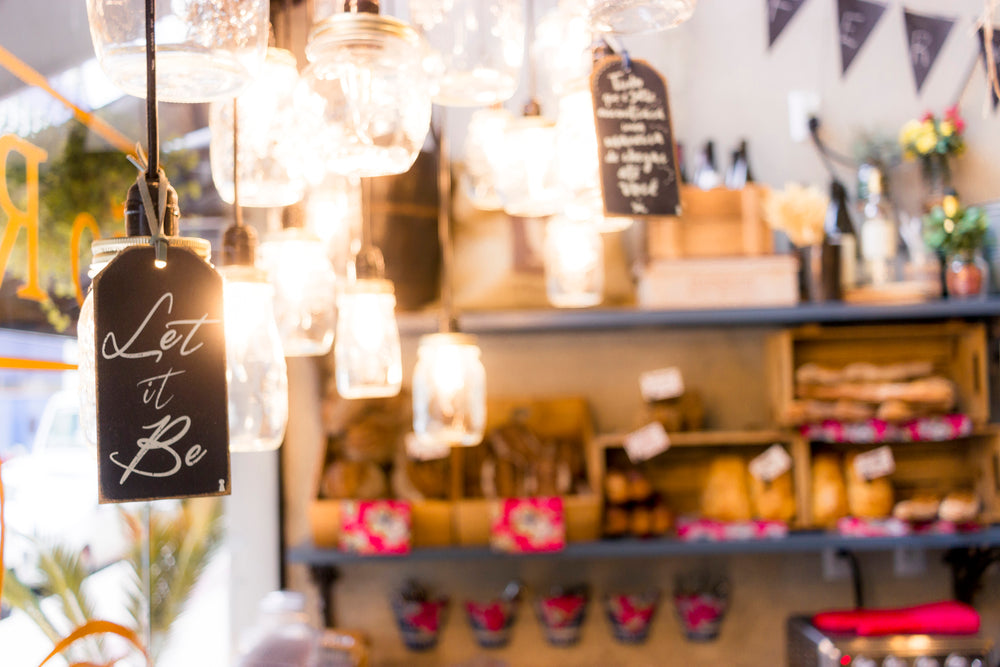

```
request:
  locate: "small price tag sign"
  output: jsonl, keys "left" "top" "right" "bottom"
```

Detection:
{"left": 749, "top": 444, "right": 793, "bottom": 483}
{"left": 639, "top": 367, "right": 685, "bottom": 402}
{"left": 405, "top": 432, "right": 450, "bottom": 461}
{"left": 94, "top": 245, "right": 230, "bottom": 503}
{"left": 624, "top": 422, "right": 671, "bottom": 463}
{"left": 853, "top": 446, "right": 896, "bottom": 481}
{"left": 591, "top": 55, "right": 681, "bottom": 217}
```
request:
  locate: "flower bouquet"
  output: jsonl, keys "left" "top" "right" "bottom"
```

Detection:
{"left": 899, "top": 106, "right": 966, "bottom": 201}
{"left": 924, "top": 194, "right": 989, "bottom": 298}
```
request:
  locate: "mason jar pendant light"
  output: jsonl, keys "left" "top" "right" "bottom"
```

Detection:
{"left": 409, "top": 0, "right": 525, "bottom": 106}
{"left": 86, "top": 0, "right": 269, "bottom": 103}
{"left": 544, "top": 215, "right": 605, "bottom": 308}
{"left": 334, "top": 179, "right": 403, "bottom": 399}
{"left": 297, "top": 0, "right": 433, "bottom": 177}
{"left": 413, "top": 110, "right": 487, "bottom": 449}
{"left": 209, "top": 46, "right": 307, "bottom": 208}
{"left": 220, "top": 100, "right": 289, "bottom": 452}
{"left": 585, "top": 0, "right": 697, "bottom": 35}
{"left": 461, "top": 105, "right": 513, "bottom": 211}
{"left": 555, "top": 78, "right": 632, "bottom": 232}
{"left": 257, "top": 204, "right": 338, "bottom": 357}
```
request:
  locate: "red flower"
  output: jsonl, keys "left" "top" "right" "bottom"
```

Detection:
{"left": 945, "top": 105, "right": 966, "bottom": 133}
{"left": 921, "top": 111, "right": 934, "bottom": 122}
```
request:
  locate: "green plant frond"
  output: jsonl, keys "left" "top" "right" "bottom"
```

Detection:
{"left": 2, "top": 567, "right": 66, "bottom": 647}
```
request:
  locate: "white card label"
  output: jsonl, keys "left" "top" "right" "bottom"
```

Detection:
{"left": 405, "top": 432, "right": 451, "bottom": 461}
{"left": 853, "top": 445, "right": 896, "bottom": 480}
{"left": 624, "top": 422, "right": 671, "bottom": 463}
{"left": 639, "top": 367, "right": 685, "bottom": 402}
{"left": 749, "top": 444, "right": 793, "bottom": 483}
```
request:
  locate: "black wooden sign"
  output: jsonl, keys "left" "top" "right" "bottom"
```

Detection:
{"left": 903, "top": 10, "right": 954, "bottom": 94}
{"left": 93, "top": 245, "right": 231, "bottom": 503}
{"left": 767, "top": 0, "right": 809, "bottom": 48}
{"left": 591, "top": 56, "right": 681, "bottom": 217}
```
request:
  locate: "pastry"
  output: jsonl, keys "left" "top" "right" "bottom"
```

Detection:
{"left": 605, "top": 471, "right": 629, "bottom": 505}
{"left": 650, "top": 502, "right": 674, "bottom": 535}
{"left": 938, "top": 491, "right": 980, "bottom": 523}
{"left": 320, "top": 460, "right": 387, "bottom": 500}
{"left": 811, "top": 454, "right": 848, "bottom": 528}
{"left": 875, "top": 399, "right": 917, "bottom": 423}
{"left": 701, "top": 455, "right": 752, "bottom": 522}
{"left": 892, "top": 493, "right": 940, "bottom": 522}
{"left": 845, "top": 452, "right": 894, "bottom": 519}
{"left": 796, "top": 376, "right": 956, "bottom": 410}
{"left": 604, "top": 506, "right": 629, "bottom": 537}
{"left": 629, "top": 506, "right": 652, "bottom": 537}
{"left": 749, "top": 470, "right": 796, "bottom": 522}
{"left": 627, "top": 471, "right": 654, "bottom": 503}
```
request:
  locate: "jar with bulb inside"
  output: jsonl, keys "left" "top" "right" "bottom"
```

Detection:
{"left": 334, "top": 278, "right": 403, "bottom": 399}
{"left": 412, "top": 333, "right": 486, "bottom": 448}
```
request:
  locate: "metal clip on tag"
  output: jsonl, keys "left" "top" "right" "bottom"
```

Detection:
{"left": 129, "top": 144, "right": 171, "bottom": 266}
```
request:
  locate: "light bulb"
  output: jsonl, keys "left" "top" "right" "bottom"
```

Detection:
{"left": 221, "top": 265, "right": 289, "bottom": 452}
{"left": 412, "top": 333, "right": 486, "bottom": 447}
{"left": 209, "top": 48, "right": 307, "bottom": 208}
{"left": 257, "top": 228, "right": 338, "bottom": 357}
{"left": 305, "top": 176, "right": 363, "bottom": 276}
{"left": 334, "top": 279, "right": 402, "bottom": 399}
{"left": 544, "top": 216, "right": 605, "bottom": 308}
{"left": 461, "top": 106, "right": 513, "bottom": 211}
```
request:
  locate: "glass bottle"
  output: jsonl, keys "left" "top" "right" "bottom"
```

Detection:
{"left": 857, "top": 165, "right": 898, "bottom": 287}
{"left": 409, "top": 0, "right": 524, "bottom": 106}
{"left": 825, "top": 180, "right": 857, "bottom": 292}
{"left": 693, "top": 140, "right": 720, "bottom": 190}
{"left": 85, "top": 0, "right": 269, "bottom": 103}
{"left": 412, "top": 333, "right": 486, "bottom": 448}
{"left": 544, "top": 216, "right": 604, "bottom": 308}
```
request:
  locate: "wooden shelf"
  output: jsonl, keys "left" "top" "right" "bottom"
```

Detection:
{"left": 287, "top": 526, "right": 1000, "bottom": 567}
{"left": 396, "top": 297, "right": 1000, "bottom": 336}
{"left": 592, "top": 429, "right": 795, "bottom": 450}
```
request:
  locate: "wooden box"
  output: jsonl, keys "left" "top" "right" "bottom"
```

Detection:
{"left": 767, "top": 321, "right": 990, "bottom": 427}
{"left": 646, "top": 184, "right": 772, "bottom": 260}
{"left": 798, "top": 430, "right": 1000, "bottom": 527}
{"left": 308, "top": 499, "right": 454, "bottom": 550}
{"left": 637, "top": 255, "right": 798, "bottom": 310}
{"left": 452, "top": 397, "right": 602, "bottom": 546}
{"left": 591, "top": 430, "right": 811, "bottom": 529}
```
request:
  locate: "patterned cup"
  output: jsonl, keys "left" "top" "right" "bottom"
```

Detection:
{"left": 465, "top": 599, "right": 518, "bottom": 648}
{"left": 536, "top": 592, "right": 588, "bottom": 646}
{"left": 391, "top": 596, "right": 448, "bottom": 651}
{"left": 605, "top": 590, "right": 660, "bottom": 644}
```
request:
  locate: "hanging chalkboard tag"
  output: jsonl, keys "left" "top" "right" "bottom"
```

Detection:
{"left": 591, "top": 55, "right": 681, "bottom": 217}
{"left": 93, "top": 245, "right": 231, "bottom": 503}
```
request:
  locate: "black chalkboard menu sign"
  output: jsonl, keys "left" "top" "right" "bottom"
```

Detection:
{"left": 591, "top": 55, "right": 681, "bottom": 217}
{"left": 93, "top": 245, "right": 231, "bottom": 503}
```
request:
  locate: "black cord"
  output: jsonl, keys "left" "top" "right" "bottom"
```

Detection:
{"left": 807, "top": 117, "right": 855, "bottom": 172}
{"left": 144, "top": 0, "right": 158, "bottom": 178}
{"left": 233, "top": 99, "right": 243, "bottom": 227}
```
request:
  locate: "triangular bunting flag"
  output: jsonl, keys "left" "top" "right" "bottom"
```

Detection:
{"left": 837, "top": 0, "right": 888, "bottom": 76}
{"left": 903, "top": 10, "right": 954, "bottom": 93}
{"left": 980, "top": 26, "right": 1000, "bottom": 111}
{"left": 767, "top": 0, "right": 809, "bottom": 48}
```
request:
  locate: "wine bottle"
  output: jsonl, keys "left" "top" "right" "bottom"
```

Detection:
{"left": 693, "top": 140, "right": 720, "bottom": 190}
{"left": 825, "top": 180, "right": 857, "bottom": 291}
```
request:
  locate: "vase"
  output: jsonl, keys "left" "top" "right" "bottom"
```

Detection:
{"left": 945, "top": 250, "right": 988, "bottom": 299}
{"left": 797, "top": 242, "right": 841, "bottom": 302}
{"left": 921, "top": 154, "right": 951, "bottom": 212}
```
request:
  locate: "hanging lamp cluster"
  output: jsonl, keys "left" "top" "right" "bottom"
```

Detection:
{"left": 83, "top": 0, "right": 697, "bottom": 459}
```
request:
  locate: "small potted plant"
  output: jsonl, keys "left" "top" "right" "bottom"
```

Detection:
{"left": 923, "top": 194, "right": 989, "bottom": 298}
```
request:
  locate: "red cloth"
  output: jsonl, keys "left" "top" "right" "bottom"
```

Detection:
{"left": 812, "top": 601, "right": 980, "bottom": 636}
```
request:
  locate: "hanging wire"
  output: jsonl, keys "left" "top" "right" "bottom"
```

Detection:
{"left": 144, "top": 0, "right": 158, "bottom": 178}
{"left": 525, "top": 0, "right": 537, "bottom": 103}
{"left": 437, "top": 107, "right": 455, "bottom": 332}
{"left": 233, "top": 99, "right": 244, "bottom": 228}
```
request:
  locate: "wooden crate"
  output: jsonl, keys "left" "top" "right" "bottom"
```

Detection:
{"left": 767, "top": 321, "right": 990, "bottom": 427}
{"left": 798, "top": 429, "right": 1000, "bottom": 526}
{"left": 637, "top": 255, "right": 798, "bottom": 310}
{"left": 591, "top": 429, "right": 812, "bottom": 529}
{"left": 452, "top": 396, "right": 602, "bottom": 546}
{"left": 646, "top": 184, "right": 772, "bottom": 260}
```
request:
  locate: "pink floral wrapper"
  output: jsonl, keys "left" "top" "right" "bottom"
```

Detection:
{"left": 490, "top": 496, "right": 565, "bottom": 553}
{"left": 339, "top": 500, "right": 411, "bottom": 554}
{"left": 676, "top": 516, "right": 788, "bottom": 541}
{"left": 465, "top": 599, "right": 518, "bottom": 648}
{"left": 536, "top": 593, "right": 588, "bottom": 646}
{"left": 800, "top": 414, "right": 972, "bottom": 444}
{"left": 606, "top": 591, "right": 660, "bottom": 643}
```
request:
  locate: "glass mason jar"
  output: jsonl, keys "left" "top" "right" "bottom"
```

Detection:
{"left": 462, "top": 106, "right": 513, "bottom": 211}
{"left": 412, "top": 333, "right": 486, "bottom": 448}
{"left": 334, "top": 278, "right": 403, "bottom": 399}
{"left": 544, "top": 215, "right": 604, "bottom": 308}
{"left": 297, "top": 12, "right": 432, "bottom": 177}
{"left": 220, "top": 265, "right": 289, "bottom": 452}
{"left": 79, "top": 236, "right": 213, "bottom": 449}
{"left": 257, "top": 227, "right": 338, "bottom": 357}
{"left": 534, "top": 2, "right": 594, "bottom": 97}
{"left": 209, "top": 48, "right": 307, "bottom": 208}
{"left": 494, "top": 114, "right": 563, "bottom": 218}
{"left": 586, "top": 0, "right": 697, "bottom": 35}
{"left": 945, "top": 249, "right": 989, "bottom": 299}
{"left": 408, "top": 0, "right": 524, "bottom": 106}
{"left": 85, "top": 0, "right": 269, "bottom": 103}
